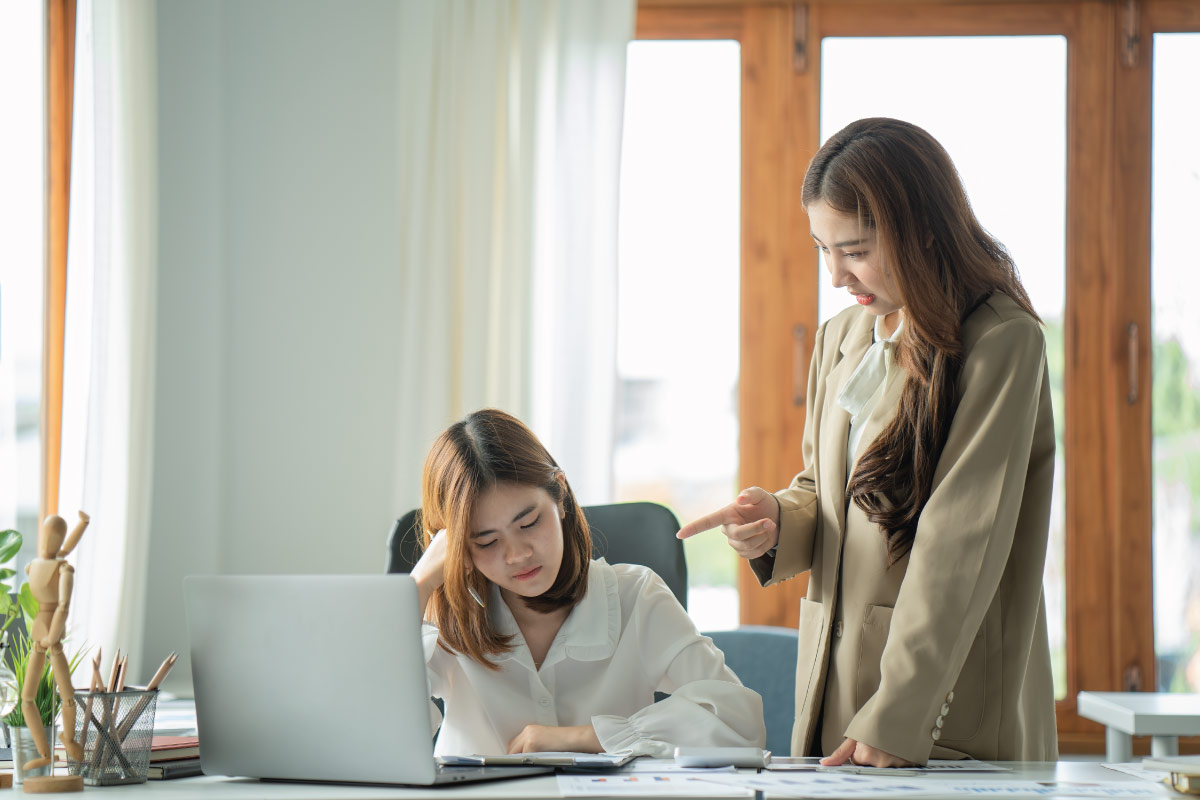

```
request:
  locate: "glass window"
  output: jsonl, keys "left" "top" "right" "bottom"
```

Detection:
{"left": 616, "top": 41, "right": 741, "bottom": 630}
{"left": 0, "top": 1, "right": 46, "bottom": 561}
{"left": 1151, "top": 32, "right": 1200, "bottom": 693}
{"left": 820, "top": 36, "right": 1069, "bottom": 696}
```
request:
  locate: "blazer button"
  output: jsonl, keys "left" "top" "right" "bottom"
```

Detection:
{"left": 935, "top": 715, "right": 945, "bottom": 728}
{"left": 941, "top": 703, "right": 950, "bottom": 716}
{"left": 945, "top": 691, "right": 955, "bottom": 703}
{"left": 931, "top": 727, "right": 942, "bottom": 741}
{"left": 834, "top": 621, "right": 844, "bottom": 637}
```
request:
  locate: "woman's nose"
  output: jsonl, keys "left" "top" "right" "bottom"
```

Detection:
{"left": 828, "top": 258, "right": 853, "bottom": 289}
{"left": 505, "top": 539, "right": 532, "bottom": 564}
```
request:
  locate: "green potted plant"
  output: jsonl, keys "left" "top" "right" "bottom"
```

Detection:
{"left": 0, "top": 527, "right": 25, "bottom": 715}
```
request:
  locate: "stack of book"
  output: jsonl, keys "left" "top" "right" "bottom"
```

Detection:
{"left": 147, "top": 735, "right": 201, "bottom": 780}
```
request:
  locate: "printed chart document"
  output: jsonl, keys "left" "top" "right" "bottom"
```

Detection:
{"left": 694, "top": 772, "right": 1171, "bottom": 798}
{"left": 558, "top": 773, "right": 750, "bottom": 797}
{"left": 767, "top": 757, "right": 1009, "bottom": 772}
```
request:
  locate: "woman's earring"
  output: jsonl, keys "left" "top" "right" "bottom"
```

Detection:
{"left": 467, "top": 585, "right": 486, "bottom": 608}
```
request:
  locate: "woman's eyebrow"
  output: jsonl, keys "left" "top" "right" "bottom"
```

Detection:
{"left": 810, "top": 233, "right": 867, "bottom": 248}
{"left": 472, "top": 504, "right": 538, "bottom": 538}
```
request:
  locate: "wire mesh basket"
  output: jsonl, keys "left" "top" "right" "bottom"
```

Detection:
{"left": 67, "top": 689, "right": 158, "bottom": 785}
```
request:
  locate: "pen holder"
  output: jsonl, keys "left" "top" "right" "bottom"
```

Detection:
{"left": 66, "top": 689, "right": 158, "bottom": 785}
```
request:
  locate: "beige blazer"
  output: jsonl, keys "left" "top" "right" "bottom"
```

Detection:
{"left": 751, "top": 293, "right": 1058, "bottom": 764}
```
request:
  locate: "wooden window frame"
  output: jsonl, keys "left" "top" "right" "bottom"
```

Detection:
{"left": 637, "top": 0, "right": 1200, "bottom": 753}
{"left": 43, "top": 0, "right": 76, "bottom": 523}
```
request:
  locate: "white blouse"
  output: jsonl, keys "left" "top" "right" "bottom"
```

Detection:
{"left": 837, "top": 314, "right": 904, "bottom": 477}
{"left": 422, "top": 559, "right": 766, "bottom": 758}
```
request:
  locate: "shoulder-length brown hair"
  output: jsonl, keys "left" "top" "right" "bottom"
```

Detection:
{"left": 801, "top": 117, "right": 1038, "bottom": 563}
{"left": 420, "top": 408, "right": 592, "bottom": 668}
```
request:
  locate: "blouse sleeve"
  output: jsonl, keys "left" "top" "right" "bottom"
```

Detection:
{"left": 844, "top": 317, "right": 1052, "bottom": 764}
{"left": 422, "top": 622, "right": 446, "bottom": 736}
{"left": 590, "top": 572, "right": 767, "bottom": 757}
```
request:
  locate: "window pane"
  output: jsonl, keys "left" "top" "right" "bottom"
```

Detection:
{"left": 0, "top": 3, "right": 46, "bottom": 554}
{"left": 1151, "top": 32, "right": 1200, "bottom": 693}
{"left": 617, "top": 41, "right": 740, "bottom": 630}
{"left": 820, "top": 37, "right": 1068, "bottom": 697}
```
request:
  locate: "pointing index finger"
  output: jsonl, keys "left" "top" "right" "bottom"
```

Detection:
{"left": 676, "top": 507, "right": 737, "bottom": 539}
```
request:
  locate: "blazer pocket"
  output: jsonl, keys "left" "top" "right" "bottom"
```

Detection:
{"left": 855, "top": 603, "right": 892, "bottom": 709}
{"left": 940, "top": 625, "right": 986, "bottom": 741}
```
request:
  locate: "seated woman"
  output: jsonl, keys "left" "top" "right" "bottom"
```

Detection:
{"left": 411, "top": 408, "right": 765, "bottom": 757}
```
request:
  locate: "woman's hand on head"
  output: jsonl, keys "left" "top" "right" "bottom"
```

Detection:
{"left": 820, "top": 738, "right": 913, "bottom": 769}
{"left": 412, "top": 529, "right": 449, "bottom": 616}
{"left": 507, "top": 724, "right": 602, "bottom": 754}
{"left": 675, "top": 487, "right": 781, "bottom": 560}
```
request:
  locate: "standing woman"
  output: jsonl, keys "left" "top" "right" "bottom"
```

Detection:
{"left": 679, "top": 118, "right": 1057, "bottom": 766}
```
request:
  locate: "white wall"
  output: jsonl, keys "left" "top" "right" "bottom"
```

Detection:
{"left": 147, "top": 0, "right": 411, "bottom": 693}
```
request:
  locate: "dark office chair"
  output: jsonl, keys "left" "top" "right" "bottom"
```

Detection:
{"left": 704, "top": 625, "right": 799, "bottom": 756}
{"left": 386, "top": 501, "right": 687, "bottom": 609}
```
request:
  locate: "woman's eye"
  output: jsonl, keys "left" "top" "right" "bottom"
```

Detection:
{"left": 477, "top": 539, "right": 497, "bottom": 549}
{"left": 520, "top": 514, "right": 541, "bottom": 530}
{"left": 845, "top": 251, "right": 864, "bottom": 260}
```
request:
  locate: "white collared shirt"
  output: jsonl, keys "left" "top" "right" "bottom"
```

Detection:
{"left": 422, "top": 559, "right": 766, "bottom": 758}
{"left": 837, "top": 314, "right": 904, "bottom": 478}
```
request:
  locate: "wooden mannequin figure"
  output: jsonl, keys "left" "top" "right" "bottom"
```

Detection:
{"left": 19, "top": 511, "right": 89, "bottom": 794}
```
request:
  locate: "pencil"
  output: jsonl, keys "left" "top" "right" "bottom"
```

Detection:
{"left": 115, "top": 654, "right": 128, "bottom": 691}
{"left": 107, "top": 648, "right": 122, "bottom": 692}
{"left": 146, "top": 652, "right": 178, "bottom": 691}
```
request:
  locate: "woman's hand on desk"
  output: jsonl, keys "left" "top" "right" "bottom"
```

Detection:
{"left": 676, "top": 487, "right": 781, "bottom": 560}
{"left": 821, "top": 738, "right": 913, "bottom": 769}
{"left": 412, "top": 529, "right": 448, "bottom": 616}
{"left": 507, "top": 724, "right": 602, "bottom": 754}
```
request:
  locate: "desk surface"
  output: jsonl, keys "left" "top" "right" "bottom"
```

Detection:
{"left": 70, "top": 761, "right": 1158, "bottom": 800}
{"left": 1077, "top": 691, "right": 1200, "bottom": 735}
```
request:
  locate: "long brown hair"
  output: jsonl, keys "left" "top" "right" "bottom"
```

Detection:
{"left": 420, "top": 408, "right": 592, "bottom": 667}
{"left": 801, "top": 118, "right": 1038, "bottom": 563}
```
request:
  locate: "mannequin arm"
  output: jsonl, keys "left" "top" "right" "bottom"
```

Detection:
{"left": 58, "top": 511, "right": 90, "bottom": 558}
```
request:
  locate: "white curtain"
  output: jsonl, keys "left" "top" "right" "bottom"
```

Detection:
{"left": 394, "top": 0, "right": 633, "bottom": 507}
{"left": 57, "top": 0, "right": 157, "bottom": 672}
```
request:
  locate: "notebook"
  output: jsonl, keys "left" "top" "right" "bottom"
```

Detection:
{"left": 184, "top": 574, "right": 551, "bottom": 786}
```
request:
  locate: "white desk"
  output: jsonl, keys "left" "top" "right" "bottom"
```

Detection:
{"left": 62, "top": 762, "right": 1154, "bottom": 799}
{"left": 1077, "top": 691, "right": 1200, "bottom": 762}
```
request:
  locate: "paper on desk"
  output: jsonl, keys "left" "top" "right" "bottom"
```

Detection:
{"left": 620, "top": 759, "right": 738, "bottom": 774}
{"left": 558, "top": 773, "right": 751, "bottom": 796}
{"left": 695, "top": 772, "right": 1170, "bottom": 798}
{"left": 766, "top": 758, "right": 1008, "bottom": 772}
{"left": 1102, "top": 763, "right": 1174, "bottom": 783}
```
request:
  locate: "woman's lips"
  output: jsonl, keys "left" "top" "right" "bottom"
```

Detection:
{"left": 514, "top": 566, "right": 542, "bottom": 581}
{"left": 854, "top": 293, "right": 875, "bottom": 305}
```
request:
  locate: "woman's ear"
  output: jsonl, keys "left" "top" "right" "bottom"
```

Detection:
{"left": 553, "top": 471, "right": 569, "bottom": 519}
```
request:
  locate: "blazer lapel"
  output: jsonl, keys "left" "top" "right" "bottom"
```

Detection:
{"left": 820, "top": 313, "right": 873, "bottom": 539}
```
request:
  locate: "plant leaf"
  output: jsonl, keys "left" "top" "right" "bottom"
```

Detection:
{"left": 0, "top": 530, "right": 20, "bottom": 563}
{"left": 0, "top": 569, "right": 14, "bottom": 581}
{"left": 0, "top": 595, "right": 11, "bottom": 615}
{"left": 17, "top": 583, "right": 38, "bottom": 622}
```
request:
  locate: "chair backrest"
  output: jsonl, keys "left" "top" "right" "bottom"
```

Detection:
{"left": 704, "top": 625, "right": 799, "bottom": 756}
{"left": 386, "top": 501, "right": 688, "bottom": 608}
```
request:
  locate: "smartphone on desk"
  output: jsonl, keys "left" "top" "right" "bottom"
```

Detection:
{"left": 673, "top": 747, "right": 770, "bottom": 768}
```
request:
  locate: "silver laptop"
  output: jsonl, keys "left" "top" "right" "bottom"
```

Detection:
{"left": 184, "top": 574, "right": 551, "bottom": 785}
